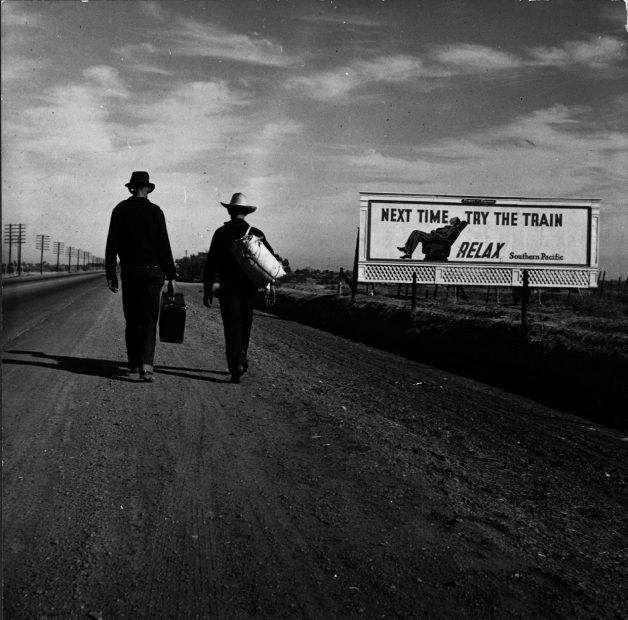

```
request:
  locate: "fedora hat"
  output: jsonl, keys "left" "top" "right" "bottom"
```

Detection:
{"left": 220, "top": 192, "right": 257, "bottom": 213}
{"left": 125, "top": 171, "right": 155, "bottom": 193}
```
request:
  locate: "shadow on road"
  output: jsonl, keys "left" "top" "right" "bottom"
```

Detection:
{"left": 3, "top": 350, "right": 137, "bottom": 382}
{"left": 3, "top": 352, "right": 235, "bottom": 384}
{"left": 153, "top": 364, "right": 230, "bottom": 383}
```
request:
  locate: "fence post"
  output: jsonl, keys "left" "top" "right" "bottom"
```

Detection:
{"left": 411, "top": 272, "right": 417, "bottom": 311}
{"left": 350, "top": 228, "right": 359, "bottom": 304}
{"left": 521, "top": 270, "right": 529, "bottom": 327}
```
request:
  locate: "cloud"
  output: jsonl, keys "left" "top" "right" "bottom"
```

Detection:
{"left": 285, "top": 36, "right": 627, "bottom": 103}
{"left": 1, "top": 55, "right": 50, "bottom": 83}
{"left": 113, "top": 42, "right": 172, "bottom": 75}
{"left": 297, "top": 12, "right": 383, "bottom": 28}
{"left": 285, "top": 54, "right": 437, "bottom": 102}
{"left": 166, "top": 18, "right": 294, "bottom": 67}
{"left": 4, "top": 67, "right": 131, "bottom": 162}
{"left": 111, "top": 17, "right": 298, "bottom": 75}
{"left": 526, "top": 35, "right": 627, "bottom": 74}
{"left": 0, "top": 1, "right": 45, "bottom": 29}
{"left": 138, "top": 1, "right": 165, "bottom": 21}
{"left": 432, "top": 44, "right": 521, "bottom": 72}
{"left": 1, "top": 2, "right": 50, "bottom": 82}
{"left": 2, "top": 57, "right": 306, "bottom": 262}
{"left": 337, "top": 104, "right": 628, "bottom": 201}
{"left": 82, "top": 66, "right": 128, "bottom": 96}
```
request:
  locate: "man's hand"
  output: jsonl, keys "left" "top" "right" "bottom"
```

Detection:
{"left": 107, "top": 277, "right": 119, "bottom": 293}
{"left": 264, "top": 283, "right": 276, "bottom": 308}
{"left": 203, "top": 294, "right": 212, "bottom": 308}
{"left": 167, "top": 280, "right": 175, "bottom": 297}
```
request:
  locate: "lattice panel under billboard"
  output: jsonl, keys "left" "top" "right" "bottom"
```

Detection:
{"left": 364, "top": 263, "right": 436, "bottom": 283}
{"left": 360, "top": 262, "right": 596, "bottom": 288}
{"left": 527, "top": 269, "right": 591, "bottom": 288}
{"left": 439, "top": 266, "right": 510, "bottom": 286}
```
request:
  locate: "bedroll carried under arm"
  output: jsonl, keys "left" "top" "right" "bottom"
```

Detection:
{"left": 230, "top": 233, "right": 286, "bottom": 288}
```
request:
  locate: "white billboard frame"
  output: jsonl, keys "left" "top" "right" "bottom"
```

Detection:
{"left": 358, "top": 192, "right": 600, "bottom": 288}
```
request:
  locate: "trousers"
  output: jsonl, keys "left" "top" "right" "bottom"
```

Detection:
{"left": 121, "top": 266, "right": 164, "bottom": 368}
{"left": 218, "top": 287, "right": 256, "bottom": 374}
{"left": 402, "top": 230, "right": 431, "bottom": 256}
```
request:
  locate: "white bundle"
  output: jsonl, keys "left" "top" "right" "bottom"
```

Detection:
{"left": 230, "top": 231, "right": 286, "bottom": 288}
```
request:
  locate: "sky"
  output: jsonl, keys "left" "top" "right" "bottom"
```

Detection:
{"left": 2, "top": 0, "right": 627, "bottom": 275}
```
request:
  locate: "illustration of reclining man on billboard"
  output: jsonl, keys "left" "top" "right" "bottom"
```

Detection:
{"left": 397, "top": 217, "right": 469, "bottom": 261}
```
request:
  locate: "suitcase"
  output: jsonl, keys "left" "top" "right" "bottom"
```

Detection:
{"left": 159, "top": 292, "right": 187, "bottom": 343}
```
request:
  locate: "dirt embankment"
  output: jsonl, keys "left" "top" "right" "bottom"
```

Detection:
{"left": 260, "top": 288, "right": 628, "bottom": 430}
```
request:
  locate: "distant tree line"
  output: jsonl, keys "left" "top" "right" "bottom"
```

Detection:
{"left": 284, "top": 268, "right": 350, "bottom": 285}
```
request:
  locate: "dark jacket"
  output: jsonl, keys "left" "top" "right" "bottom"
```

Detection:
{"left": 105, "top": 197, "right": 176, "bottom": 280}
{"left": 203, "top": 219, "right": 275, "bottom": 298}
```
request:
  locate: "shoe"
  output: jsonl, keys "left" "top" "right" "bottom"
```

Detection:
{"left": 400, "top": 254, "right": 411, "bottom": 259}
{"left": 397, "top": 246, "right": 406, "bottom": 252}
{"left": 229, "top": 364, "right": 244, "bottom": 383}
{"left": 139, "top": 364, "right": 154, "bottom": 382}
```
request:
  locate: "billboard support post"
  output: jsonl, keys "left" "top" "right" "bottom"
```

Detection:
{"left": 521, "top": 270, "right": 530, "bottom": 327}
{"left": 411, "top": 272, "right": 417, "bottom": 311}
{"left": 351, "top": 228, "right": 359, "bottom": 304}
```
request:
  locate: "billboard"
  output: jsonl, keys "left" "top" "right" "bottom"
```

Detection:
{"left": 358, "top": 193, "right": 600, "bottom": 288}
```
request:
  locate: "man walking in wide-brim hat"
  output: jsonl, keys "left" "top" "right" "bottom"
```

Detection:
{"left": 106, "top": 171, "right": 176, "bottom": 382}
{"left": 203, "top": 192, "right": 277, "bottom": 383}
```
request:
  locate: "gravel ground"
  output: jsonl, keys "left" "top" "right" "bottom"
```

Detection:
{"left": 2, "top": 279, "right": 627, "bottom": 619}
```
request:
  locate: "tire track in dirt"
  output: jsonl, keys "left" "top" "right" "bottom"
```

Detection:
{"left": 139, "top": 309, "right": 345, "bottom": 618}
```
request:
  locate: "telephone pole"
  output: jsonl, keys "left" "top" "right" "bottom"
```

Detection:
{"left": 16, "top": 224, "right": 26, "bottom": 275}
{"left": 36, "top": 234, "right": 50, "bottom": 274}
{"left": 67, "top": 246, "right": 74, "bottom": 272}
{"left": 3, "top": 224, "right": 14, "bottom": 274}
{"left": 4, "top": 224, "right": 27, "bottom": 275}
{"left": 53, "top": 241, "right": 65, "bottom": 271}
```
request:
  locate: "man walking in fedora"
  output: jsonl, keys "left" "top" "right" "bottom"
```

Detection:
{"left": 203, "top": 192, "right": 277, "bottom": 383}
{"left": 106, "top": 171, "right": 176, "bottom": 382}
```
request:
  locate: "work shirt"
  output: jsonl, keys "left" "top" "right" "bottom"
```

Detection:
{"left": 203, "top": 219, "right": 275, "bottom": 296}
{"left": 105, "top": 197, "right": 176, "bottom": 280}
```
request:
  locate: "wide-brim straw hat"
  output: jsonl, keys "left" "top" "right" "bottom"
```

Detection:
{"left": 125, "top": 171, "right": 155, "bottom": 193}
{"left": 221, "top": 192, "right": 257, "bottom": 213}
